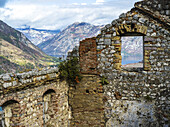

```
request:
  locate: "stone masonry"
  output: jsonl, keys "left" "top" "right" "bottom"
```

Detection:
{"left": 0, "top": 67, "right": 70, "bottom": 127}
{"left": 79, "top": 0, "right": 169, "bottom": 126}
{"left": 79, "top": 37, "right": 98, "bottom": 74}
{"left": 69, "top": 75, "right": 105, "bottom": 127}
{"left": 0, "top": 0, "right": 169, "bottom": 127}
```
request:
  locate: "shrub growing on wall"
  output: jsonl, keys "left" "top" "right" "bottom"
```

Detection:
{"left": 100, "top": 76, "right": 109, "bottom": 85}
{"left": 58, "top": 57, "right": 81, "bottom": 84}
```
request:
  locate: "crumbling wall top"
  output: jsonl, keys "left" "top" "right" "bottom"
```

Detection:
{"left": 0, "top": 67, "right": 59, "bottom": 95}
{"left": 135, "top": 0, "right": 170, "bottom": 26}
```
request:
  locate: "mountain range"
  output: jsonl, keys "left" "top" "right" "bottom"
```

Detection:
{"left": 17, "top": 22, "right": 143, "bottom": 60}
{"left": 0, "top": 19, "right": 144, "bottom": 74}
{"left": 0, "top": 20, "right": 60, "bottom": 74}
{"left": 18, "top": 22, "right": 103, "bottom": 57}
{"left": 17, "top": 27, "right": 60, "bottom": 45}
{"left": 15, "top": 21, "right": 143, "bottom": 66}
{"left": 38, "top": 22, "right": 103, "bottom": 57}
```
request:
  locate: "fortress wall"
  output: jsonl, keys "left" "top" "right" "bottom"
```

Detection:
{"left": 78, "top": 1, "right": 169, "bottom": 126}
{"left": 79, "top": 37, "right": 98, "bottom": 74}
{"left": 0, "top": 0, "right": 169, "bottom": 126}
{"left": 69, "top": 75, "right": 105, "bottom": 127}
{"left": 95, "top": 6, "right": 169, "bottom": 127}
{"left": 0, "top": 67, "right": 70, "bottom": 127}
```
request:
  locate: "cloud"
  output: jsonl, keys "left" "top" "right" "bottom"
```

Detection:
{"left": 0, "top": 0, "right": 139, "bottom": 30}
{"left": 96, "top": 0, "right": 104, "bottom": 3}
{"left": 0, "top": 0, "right": 8, "bottom": 7}
{"left": 81, "top": 3, "right": 87, "bottom": 5}
{"left": 94, "top": 0, "right": 104, "bottom": 5}
{"left": 72, "top": 3, "right": 79, "bottom": 5}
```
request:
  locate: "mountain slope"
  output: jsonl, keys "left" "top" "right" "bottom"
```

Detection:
{"left": 17, "top": 27, "right": 60, "bottom": 45}
{"left": 0, "top": 20, "right": 60, "bottom": 74}
{"left": 38, "top": 22, "right": 103, "bottom": 57}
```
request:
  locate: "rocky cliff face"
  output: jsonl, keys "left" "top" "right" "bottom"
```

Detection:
{"left": 0, "top": 20, "right": 60, "bottom": 74}
{"left": 37, "top": 22, "right": 103, "bottom": 57}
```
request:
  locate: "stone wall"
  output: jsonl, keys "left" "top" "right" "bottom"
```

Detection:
{"left": 69, "top": 75, "right": 105, "bottom": 127}
{"left": 96, "top": 2, "right": 170, "bottom": 127}
{"left": 79, "top": 37, "right": 98, "bottom": 74}
{"left": 78, "top": 0, "right": 169, "bottom": 126}
{"left": 0, "top": 67, "right": 70, "bottom": 127}
{"left": 0, "top": 111, "right": 2, "bottom": 126}
{"left": 135, "top": 0, "right": 170, "bottom": 19}
{"left": 0, "top": 0, "right": 169, "bottom": 126}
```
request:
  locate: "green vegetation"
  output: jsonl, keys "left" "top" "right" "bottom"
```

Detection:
{"left": 0, "top": 32, "right": 13, "bottom": 45}
{"left": 100, "top": 76, "right": 109, "bottom": 85}
{"left": 58, "top": 57, "right": 81, "bottom": 84}
{"left": 25, "top": 62, "right": 35, "bottom": 69}
{"left": 0, "top": 56, "right": 21, "bottom": 74}
{"left": 41, "top": 55, "right": 61, "bottom": 63}
{"left": 0, "top": 68, "right": 6, "bottom": 74}
{"left": 144, "top": 95, "right": 153, "bottom": 102}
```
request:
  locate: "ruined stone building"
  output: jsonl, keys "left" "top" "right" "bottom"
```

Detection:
{"left": 0, "top": 0, "right": 169, "bottom": 126}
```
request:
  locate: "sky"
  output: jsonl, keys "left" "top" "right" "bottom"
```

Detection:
{"left": 0, "top": 0, "right": 139, "bottom": 30}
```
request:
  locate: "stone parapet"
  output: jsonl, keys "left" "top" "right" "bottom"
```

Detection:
{"left": 0, "top": 67, "right": 59, "bottom": 95}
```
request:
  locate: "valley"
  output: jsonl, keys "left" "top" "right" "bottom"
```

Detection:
{"left": 0, "top": 20, "right": 60, "bottom": 74}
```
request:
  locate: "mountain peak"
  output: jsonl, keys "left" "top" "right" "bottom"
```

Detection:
{"left": 72, "top": 22, "right": 91, "bottom": 26}
{"left": 37, "top": 22, "right": 103, "bottom": 57}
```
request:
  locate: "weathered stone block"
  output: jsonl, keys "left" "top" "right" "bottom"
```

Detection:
{"left": 2, "top": 74, "right": 11, "bottom": 81}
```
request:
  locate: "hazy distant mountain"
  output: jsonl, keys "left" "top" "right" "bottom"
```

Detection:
{"left": 0, "top": 20, "right": 59, "bottom": 74}
{"left": 121, "top": 36, "right": 143, "bottom": 57}
{"left": 37, "top": 22, "right": 103, "bottom": 57}
{"left": 16, "top": 22, "right": 143, "bottom": 64}
{"left": 121, "top": 36, "right": 143, "bottom": 65}
{"left": 17, "top": 27, "right": 60, "bottom": 45}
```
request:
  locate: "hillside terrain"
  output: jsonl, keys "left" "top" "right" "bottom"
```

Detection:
{"left": 0, "top": 20, "right": 60, "bottom": 74}
{"left": 37, "top": 22, "right": 103, "bottom": 57}
{"left": 17, "top": 27, "right": 60, "bottom": 45}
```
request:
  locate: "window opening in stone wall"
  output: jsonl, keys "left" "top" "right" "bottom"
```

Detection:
{"left": 0, "top": 107, "right": 2, "bottom": 127}
{"left": 43, "top": 89, "right": 56, "bottom": 127}
{"left": 121, "top": 36, "right": 143, "bottom": 70}
{"left": 1, "top": 100, "right": 19, "bottom": 127}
